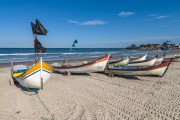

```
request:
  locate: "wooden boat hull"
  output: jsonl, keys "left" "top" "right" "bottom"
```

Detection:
{"left": 128, "top": 58, "right": 157, "bottom": 67}
{"left": 155, "top": 57, "right": 164, "bottom": 65}
{"left": 12, "top": 59, "right": 53, "bottom": 89}
{"left": 133, "top": 54, "right": 147, "bottom": 62}
{"left": 105, "top": 61, "right": 171, "bottom": 77}
{"left": 53, "top": 54, "right": 110, "bottom": 73}
{"left": 172, "top": 55, "right": 180, "bottom": 62}
{"left": 172, "top": 58, "right": 180, "bottom": 62}
{"left": 109, "top": 58, "right": 129, "bottom": 66}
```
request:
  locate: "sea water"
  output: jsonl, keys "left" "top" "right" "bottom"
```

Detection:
{"left": 0, "top": 48, "right": 162, "bottom": 63}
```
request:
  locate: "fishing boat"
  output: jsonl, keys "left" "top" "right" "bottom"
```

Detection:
{"left": 147, "top": 53, "right": 166, "bottom": 65}
{"left": 174, "top": 55, "right": 180, "bottom": 58}
{"left": 156, "top": 53, "right": 166, "bottom": 64}
{"left": 172, "top": 58, "right": 180, "bottom": 62}
{"left": 133, "top": 54, "right": 147, "bottom": 62}
{"left": 52, "top": 54, "right": 110, "bottom": 74}
{"left": 108, "top": 57, "right": 130, "bottom": 66}
{"left": 10, "top": 19, "right": 53, "bottom": 89}
{"left": 128, "top": 57, "right": 157, "bottom": 66}
{"left": 155, "top": 57, "right": 164, "bottom": 65}
{"left": 105, "top": 60, "right": 171, "bottom": 77}
{"left": 11, "top": 58, "right": 53, "bottom": 88}
{"left": 172, "top": 55, "right": 180, "bottom": 62}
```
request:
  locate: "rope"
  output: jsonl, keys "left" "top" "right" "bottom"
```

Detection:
{"left": 24, "top": 83, "right": 55, "bottom": 119}
{"left": 36, "top": 93, "right": 55, "bottom": 120}
{"left": 17, "top": 84, "right": 54, "bottom": 119}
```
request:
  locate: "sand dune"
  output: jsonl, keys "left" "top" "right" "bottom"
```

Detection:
{"left": 0, "top": 62, "right": 180, "bottom": 120}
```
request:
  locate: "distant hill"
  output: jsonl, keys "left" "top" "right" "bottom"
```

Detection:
{"left": 126, "top": 44, "right": 161, "bottom": 50}
{"left": 126, "top": 41, "right": 180, "bottom": 50}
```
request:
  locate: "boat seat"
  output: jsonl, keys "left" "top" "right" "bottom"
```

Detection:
{"left": 12, "top": 72, "right": 24, "bottom": 77}
{"left": 51, "top": 62, "right": 61, "bottom": 67}
{"left": 146, "top": 55, "right": 152, "bottom": 59}
{"left": 12, "top": 65, "right": 28, "bottom": 73}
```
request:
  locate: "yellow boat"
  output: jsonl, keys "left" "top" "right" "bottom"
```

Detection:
{"left": 11, "top": 58, "right": 53, "bottom": 89}
{"left": 10, "top": 19, "right": 53, "bottom": 89}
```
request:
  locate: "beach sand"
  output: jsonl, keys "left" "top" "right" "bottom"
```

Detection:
{"left": 0, "top": 60, "right": 180, "bottom": 120}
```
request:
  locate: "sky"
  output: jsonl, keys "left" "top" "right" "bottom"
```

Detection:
{"left": 0, "top": 0, "right": 180, "bottom": 48}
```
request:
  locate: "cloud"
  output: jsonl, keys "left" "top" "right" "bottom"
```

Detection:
{"left": 68, "top": 20, "right": 79, "bottom": 24}
{"left": 156, "top": 15, "right": 170, "bottom": 19}
{"left": 118, "top": 11, "right": 135, "bottom": 17}
{"left": 149, "top": 14, "right": 170, "bottom": 19}
{"left": 68, "top": 20, "right": 107, "bottom": 25}
{"left": 81, "top": 20, "right": 106, "bottom": 25}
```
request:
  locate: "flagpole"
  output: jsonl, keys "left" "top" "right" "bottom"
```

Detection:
{"left": 33, "top": 34, "right": 38, "bottom": 63}
{"left": 33, "top": 34, "right": 36, "bottom": 64}
{"left": 31, "top": 19, "right": 47, "bottom": 64}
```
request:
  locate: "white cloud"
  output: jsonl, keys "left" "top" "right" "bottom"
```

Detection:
{"left": 68, "top": 20, "right": 107, "bottom": 25}
{"left": 118, "top": 11, "right": 135, "bottom": 17}
{"left": 156, "top": 15, "right": 170, "bottom": 19}
{"left": 149, "top": 14, "right": 170, "bottom": 19}
{"left": 68, "top": 20, "right": 79, "bottom": 24}
{"left": 81, "top": 20, "right": 106, "bottom": 25}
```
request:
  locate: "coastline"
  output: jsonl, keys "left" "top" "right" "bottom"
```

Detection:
{"left": 1, "top": 50, "right": 179, "bottom": 68}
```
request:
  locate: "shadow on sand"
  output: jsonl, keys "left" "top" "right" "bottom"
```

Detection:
{"left": 12, "top": 78, "right": 39, "bottom": 96}
{"left": 98, "top": 72, "right": 140, "bottom": 80}
{"left": 54, "top": 71, "right": 91, "bottom": 76}
{"left": 117, "top": 75, "right": 140, "bottom": 80}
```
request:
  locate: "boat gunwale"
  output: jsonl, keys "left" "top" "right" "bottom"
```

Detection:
{"left": 53, "top": 54, "right": 110, "bottom": 69}
{"left": 129, "top": 57, "right": 156, "bottom": 64}
{"left": 106, "top": 61, "right": 171, "bottom": 71}
{"left": 109, "top": 58, "right": 129, "bottom": 64}
{"left": 12, "top": 61, "right": 53, "bottom": 79}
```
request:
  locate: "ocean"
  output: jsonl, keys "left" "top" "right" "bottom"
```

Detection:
{"left": 0, "top": 48, "right": 162, "bottom": 63}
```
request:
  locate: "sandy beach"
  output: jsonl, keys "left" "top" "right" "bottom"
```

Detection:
{"left": 0, "top": 58, "right": 180, "bottom": 120}
{"left": 1, "top": 0, "right": 180, "bottom": 119}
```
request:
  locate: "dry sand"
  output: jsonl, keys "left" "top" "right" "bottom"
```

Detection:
{"left": 0, "top": 62, "right": 180, "bottom": 120}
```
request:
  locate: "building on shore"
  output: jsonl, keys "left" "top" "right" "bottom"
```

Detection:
{"left": 175, "top": 44, "right": 180, "bottom": 49}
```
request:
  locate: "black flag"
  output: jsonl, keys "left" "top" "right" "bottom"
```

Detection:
{"left": 34, "top": 37, "right": 46, "bottom": 53}
{"left": 31, "top": 22, "right": 37, "bottom": 34}
{"left": 31, "top": 19, "right": 48, "bottom": 35}
{"left": 35, "top": 19, "right": 48, "bottom": 35}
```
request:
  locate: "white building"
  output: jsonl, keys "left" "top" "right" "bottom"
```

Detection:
{"left": 175, "top": 44, "right": 180, "bottom": 49}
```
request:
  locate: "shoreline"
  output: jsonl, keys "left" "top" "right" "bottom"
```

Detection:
{"left": 1, "top": 50, "right": 180, "bottom": 68}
